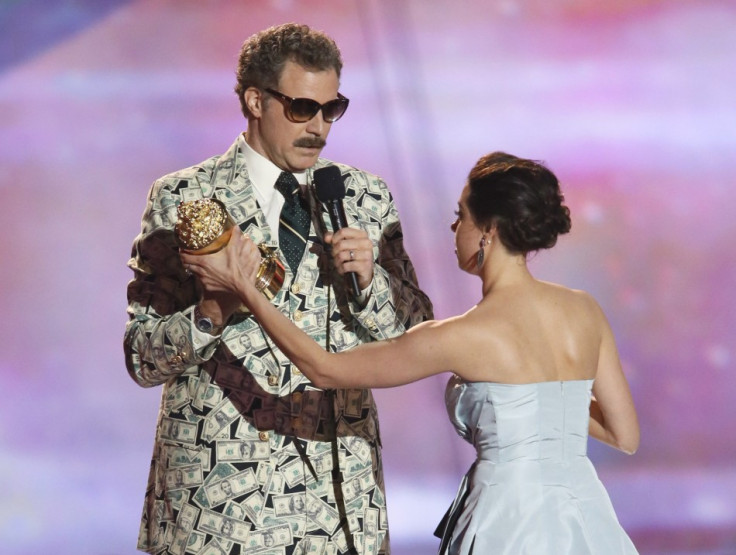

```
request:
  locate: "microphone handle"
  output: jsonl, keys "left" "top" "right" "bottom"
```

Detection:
{"left": 326, "top": 200, "right": 361, "bottom": 296}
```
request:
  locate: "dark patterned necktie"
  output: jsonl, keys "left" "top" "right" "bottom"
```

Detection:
{"left": 275, "top": 171, "right": 311, "bottom": 273}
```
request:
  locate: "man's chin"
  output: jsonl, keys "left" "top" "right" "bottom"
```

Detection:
{"left": 291, "top": 150, "right": 322, "bottom": 170}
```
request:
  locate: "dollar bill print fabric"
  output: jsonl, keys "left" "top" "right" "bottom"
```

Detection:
{"left": 124, "top": 135, "right": 433, "bottom": 555}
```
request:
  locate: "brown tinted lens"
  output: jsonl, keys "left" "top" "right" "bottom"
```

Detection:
{"left": 322, "top": 98, "right": 349, "bottom": 123}
{"left": 289, "top": 98, "right": 321, "bottom": 122}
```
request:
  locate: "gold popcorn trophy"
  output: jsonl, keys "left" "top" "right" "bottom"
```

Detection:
{"left": 175, "top": 198, "right": 285, "bottom": 300}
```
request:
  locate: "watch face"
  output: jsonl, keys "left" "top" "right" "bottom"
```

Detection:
{"left": 196, "top": 317, "right": 213, "bottom": 333}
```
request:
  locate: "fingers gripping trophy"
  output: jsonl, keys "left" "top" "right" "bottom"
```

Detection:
{"left": 175, "top": 198, "right": 285, "bottom": 299}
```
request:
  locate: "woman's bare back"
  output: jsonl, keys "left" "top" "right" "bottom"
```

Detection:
{"left": 451, "top": 280, "right": 605, "bottom": 384}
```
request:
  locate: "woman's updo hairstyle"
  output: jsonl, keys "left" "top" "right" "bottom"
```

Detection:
{"left": 466, "top": 151, "right": 571, "bottom": 254}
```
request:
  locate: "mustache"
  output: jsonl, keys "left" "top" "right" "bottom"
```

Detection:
{"left": 293, "top": 137, "right": 326, "bottom": 149}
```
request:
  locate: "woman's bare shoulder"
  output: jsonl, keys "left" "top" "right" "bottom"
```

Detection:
{"left": 539, "top": 280, "right": 603, "bottom": 312}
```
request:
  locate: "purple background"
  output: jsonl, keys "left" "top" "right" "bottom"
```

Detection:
{"left": 1, "top": 1, "right": 734, "bottom": 553}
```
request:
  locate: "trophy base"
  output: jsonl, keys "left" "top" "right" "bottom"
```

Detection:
{"left": 254, "top": 244, "right": 285, "bottom": 300}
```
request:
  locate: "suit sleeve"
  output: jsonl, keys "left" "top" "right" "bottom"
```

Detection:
{"left": 348, "top": 173, "right": 434, "bottom": 339}
{"left": 123, "top": 180, "right": 219, "bottom": 388}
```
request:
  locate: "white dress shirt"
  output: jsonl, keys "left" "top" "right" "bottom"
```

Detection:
{"left": 238, "top": 133, "right": 307, "bottom": 243}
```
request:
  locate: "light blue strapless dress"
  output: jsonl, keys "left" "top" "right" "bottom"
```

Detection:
{"left": 436, "top": 377, "right": 638, "bottom": 554}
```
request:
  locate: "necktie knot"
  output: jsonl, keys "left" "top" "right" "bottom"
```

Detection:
{"left": 275, "top": 171, "right": 300, "bottom": 200}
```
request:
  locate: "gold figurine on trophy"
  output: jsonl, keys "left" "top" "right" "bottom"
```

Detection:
{"left": 175, "top": 198, "right": 285, "bottom": 299}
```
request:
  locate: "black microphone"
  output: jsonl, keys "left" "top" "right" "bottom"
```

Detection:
{"left": 314, "top": 165, "right": 361, "bottom": 296}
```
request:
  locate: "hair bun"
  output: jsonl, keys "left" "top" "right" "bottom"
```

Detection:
{"left": 466, "top": 152, "right": 571, "bottom": 254}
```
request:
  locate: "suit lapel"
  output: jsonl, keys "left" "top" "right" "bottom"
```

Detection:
{"left": 209, "top": 138, "right": 274, "bottom": 246}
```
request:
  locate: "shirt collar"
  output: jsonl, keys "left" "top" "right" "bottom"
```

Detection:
{"left": 239, "top": 134, "right": 308, "bottom": 196}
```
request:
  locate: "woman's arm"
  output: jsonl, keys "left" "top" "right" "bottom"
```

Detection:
{"left": 245, "top": 291, "right": 452, "bottom": 389}
{"left": 589, "top": 307, "right": 640, "bottom": 454}
{"left": 182, "top": 230, "right": 454, "bottom": 389}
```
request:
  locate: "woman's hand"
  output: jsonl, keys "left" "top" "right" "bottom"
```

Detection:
{"left": 180, "top": 228, "right": 262, "bottom": 302}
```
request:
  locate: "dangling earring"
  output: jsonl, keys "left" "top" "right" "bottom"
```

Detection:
{"left": 476, "top": 236, "right": 488, "bottom": 269}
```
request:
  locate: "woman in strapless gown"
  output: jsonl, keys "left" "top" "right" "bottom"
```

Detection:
{"left": 184, "top": 151, "right": 641, "bottom": 554}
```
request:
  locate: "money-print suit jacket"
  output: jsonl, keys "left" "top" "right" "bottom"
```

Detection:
{"left": 124, "top": 135, "right": 433, "bottom": 555}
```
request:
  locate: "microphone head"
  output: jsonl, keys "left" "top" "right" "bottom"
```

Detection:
{"left": 314, "top": 166, "right": 345, "bottom": 201}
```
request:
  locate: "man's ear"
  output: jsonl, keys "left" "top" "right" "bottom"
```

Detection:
{"left": 244, "top": 87, "right": 263, "bottom": 118}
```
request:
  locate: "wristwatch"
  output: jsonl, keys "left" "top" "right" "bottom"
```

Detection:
{"left": 193, "top": 305, "right": 224, "bottom": 335}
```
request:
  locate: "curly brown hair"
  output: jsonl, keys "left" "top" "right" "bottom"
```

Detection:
{"left": 234, "top": 23, "right": 343, "bottom": 118}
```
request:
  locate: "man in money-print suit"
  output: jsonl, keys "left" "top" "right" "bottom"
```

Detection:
{"left": 124, "top": 23, "right": 433, "bottom": 555}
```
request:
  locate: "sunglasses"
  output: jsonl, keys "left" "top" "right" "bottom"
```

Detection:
{"left": 265, "top": 88, "right": 350, "bottom": 123}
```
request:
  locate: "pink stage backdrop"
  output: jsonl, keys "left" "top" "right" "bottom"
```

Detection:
{"left": 1, "top": 1, "right": 734, "bottom": 553}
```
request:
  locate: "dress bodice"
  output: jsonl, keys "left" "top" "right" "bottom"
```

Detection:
{"left": 445, "top": 376, "right": 593, "bottom": 463}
